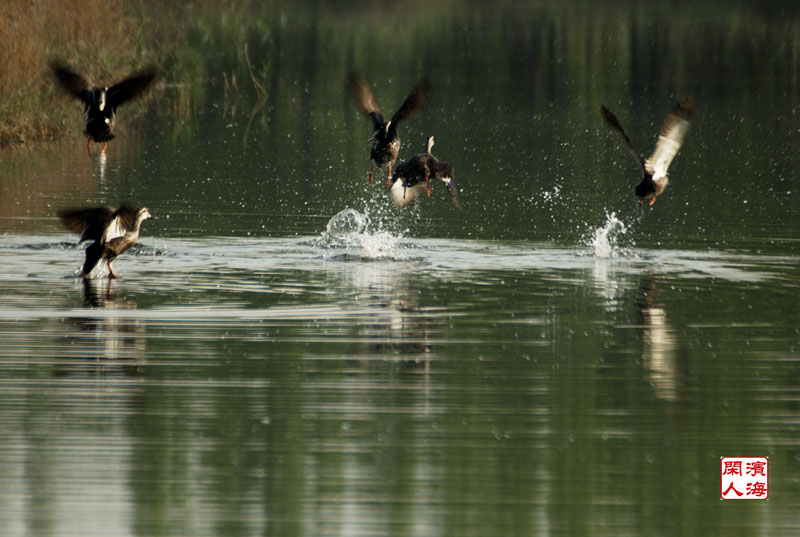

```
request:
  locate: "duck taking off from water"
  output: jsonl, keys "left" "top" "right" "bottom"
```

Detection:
{"left": 58, "top": 205, "right": 156, "bottom": 279}
{"left": 390, "top": 136, "right": 460, "bottom": 209}
{"left": 346, "top": 73, "right": 431, "bottom": 187}
{"left": 600, "top": 97, "right": 695, "bottom": 206}
{"left": 51, "top": 63, "right": 157, "bottom": 156}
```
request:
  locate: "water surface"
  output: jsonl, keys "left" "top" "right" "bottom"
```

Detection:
{"left": 1, "top": 2, "right": 799, "bottom": 536}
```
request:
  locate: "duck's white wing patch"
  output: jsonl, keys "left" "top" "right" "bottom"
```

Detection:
{"left": 645, "top": 121, "right": 690, "bottom": 178}
{"left": 644, "top": 97, "right": 695, "bottom": 178}
{"left": 103, "top": 215, "right": 127, "bottom": 242}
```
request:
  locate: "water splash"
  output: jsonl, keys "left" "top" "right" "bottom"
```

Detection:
{"left": 129, "top": 243, "right": 170, "bottom": 257}
{"left": 540, "top": 184, "right": 562, "bottom": 203}
{"left": 324, "top": 208, "right": 369, "bottom": 238}
{"left": 316, "top": 208, "right": 407, "bottom": 260}
{"left": 589, "top": 212, "right": 628, "bottom": 258}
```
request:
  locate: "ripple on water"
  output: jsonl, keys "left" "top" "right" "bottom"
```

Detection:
{"left": 1, "top": 217, "right": 796, "bottom": 289}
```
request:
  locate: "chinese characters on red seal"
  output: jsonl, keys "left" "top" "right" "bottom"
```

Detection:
{"left": 720, "top": 457, "right": 768, "bottom": 500}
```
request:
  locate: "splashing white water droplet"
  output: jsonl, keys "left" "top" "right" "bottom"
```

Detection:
{"left": 324, "top": 208, "right": 369, "bottom": 237}
{"left": 317, "top": 208, "right": 407, "bottom": 260}
{"left": 590, "top": 212, "right": 627, "bottom": 258}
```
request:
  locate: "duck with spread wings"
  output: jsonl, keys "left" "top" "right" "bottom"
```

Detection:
{"left": 346, "top": 73, "right": 431, "bottom": 187}
{"left": 51, "top": 63, "right": 158, "bottom": 155}
{"left": 600, "top": 97, "right": 695, "bottom": 206}
{"left": 58, "top": 205, "right": 156, "bottom": 279}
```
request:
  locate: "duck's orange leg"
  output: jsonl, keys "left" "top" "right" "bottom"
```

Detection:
{"left": 426, "top": 173, "right": 431, "bottom": 197}
{"left": 385, "top": 164, "right": 393, "bottom": 189}
{"left": 101, "top": 141, "right": 108, "bottom": 155}
{"left": 107, "top": 260, "right": 119, "bottom": 279}
{"left": 648, "top": 196, "right": 657, "bottom": 206}
{"left": 368, "top": 163, "right": 374, "bottom": 185}
{"left": 86, "top": 138, "right": 92, "bottom": 157}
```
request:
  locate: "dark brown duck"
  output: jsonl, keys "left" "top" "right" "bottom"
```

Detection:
{"left": 58, "top": 205, "right": 155, "bottom": 279}
{"left": 390, "top": 136, "right": 460, "bottom": 209}
{"left": 346, "top": 73, "right": 431, "bottom": 187}
{"left": 601, "top": 97, "right": 695, "bottom": 206}
{"left": 51, "top": 63, "right": 157, "bottom": 155}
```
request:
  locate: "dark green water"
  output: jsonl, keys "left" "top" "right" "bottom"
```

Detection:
{"left": 1, "top": 2, "right": 799, "bottom": 536}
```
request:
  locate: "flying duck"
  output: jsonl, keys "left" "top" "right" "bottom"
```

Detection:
{"left": 600, "top": 97, "right": 695, "bottom": 206}
{"left": 58, "top": 205, "right": 156, "bottom": 279}
{"left": 389, "top": 136, "right": 460, "bottom": 209}
{"left": 51, "top": 63, "right": 157, "bottom": 155}
{"left": 346, "top": 73, "right": 431, "bottom": 187}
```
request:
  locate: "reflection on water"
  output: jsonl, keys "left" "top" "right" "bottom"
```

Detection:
{"left": 636, "top": 277, "right": 683, "bottom": 402}
{"left": 328, "top": 261, "right": 438, "bottom": 410}
{"left": 0, "top": 233, "right": 798, "bottom": 535}
{"left": 69, "top": 279, "right": 147, "bottom": 363}
{"left": 335, "top": 261, "right": 437, "bottom": 357}
{"left": 91, "top": 152, "right": 108, "bottom": 187}
{"left": 591, "top": 256, "right": 625, "bottom": 311}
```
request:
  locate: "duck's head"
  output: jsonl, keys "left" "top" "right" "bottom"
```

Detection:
{"left": 434, "top": 163, "right": 455, "bottom": 184}
{"left": 435, "top": 164, "right": 460, "bottom": 207}
{"left": 137, "top": 208, "right": 156, "bottom": 223}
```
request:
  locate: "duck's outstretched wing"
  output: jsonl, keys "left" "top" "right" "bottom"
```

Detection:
{"left": 600, "top": 104, "right": 644, "bottom": 169}
{"left": 388, "top": 79, "right": 431, "bottom": 136}
{"left": 58, "top": 207, "right": 115, "bottom": 243}
{"left": 51, "top": 63, "right": 93, "bottom": 104}
{"left": 82, "top": 241, "right": 105, "bottom": 276}
{"left": 644, "top": 97, "right": 695, "bottom": 178}
{"left": 106, "top": 69, "right": 157, "bottom": 110}
{"left": 346, "top": 73, "right": 380, "bottom": 114}
{"left": 346, "top": 73, "right": 385, "bottom": 130}
{"left": 103, "top": 205, "right": 141, "bottom": 242}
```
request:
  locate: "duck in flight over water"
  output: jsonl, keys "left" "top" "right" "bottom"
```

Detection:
{"left": 51, "top": 63, "right": 157, "bottom": 156}
{"left": 58, "top": 205, "right": 156, "bottom": 279}
{"left": 600, "top": 97, "right": 695, "bottom": 206}
{"left": 389, "top": 136, "right": 460, "bottom": 209}
{"left": 346, "top": 73, "right": 431, "bottom": 187}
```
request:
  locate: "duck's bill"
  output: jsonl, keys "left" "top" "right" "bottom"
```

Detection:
{"left": 441, "top": 177, "right": 462, "bottom": 209}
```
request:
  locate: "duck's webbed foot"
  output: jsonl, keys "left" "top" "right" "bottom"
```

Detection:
{"left": 107, "top": 260, "right": 119, "bottom": 279}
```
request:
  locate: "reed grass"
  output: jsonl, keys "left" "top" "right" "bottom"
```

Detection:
{"left": 0, "top": 0, "right": 159, "bottom": 145}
